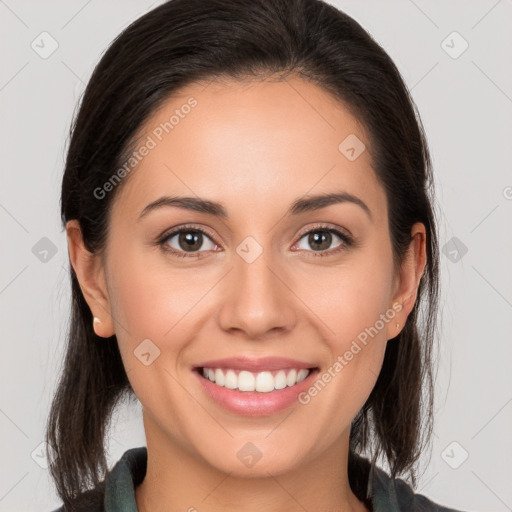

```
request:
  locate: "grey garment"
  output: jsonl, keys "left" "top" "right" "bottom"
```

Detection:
{"left": 367, "top": 461, "right": 465, "bottom": 511}
{"left": 52, "top": 447, "right": 467, "bottom": 512}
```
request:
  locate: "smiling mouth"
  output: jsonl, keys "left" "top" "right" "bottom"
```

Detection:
{"left": 195, "top": 366, "right": 319, "bottom": 393}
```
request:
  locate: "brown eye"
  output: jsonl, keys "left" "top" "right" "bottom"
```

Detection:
{"left": 306, "top": 230, "right": 334, "bottom": 251}
{"left": 176, "top": 231, "right": 204, "bottom": 252}
{"left": 160, "top": 227, "right": 218, "bottom": 258}
{"left": 293, "top": 226, "right": 353, "bottom": 257}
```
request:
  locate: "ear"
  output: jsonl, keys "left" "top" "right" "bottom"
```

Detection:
{"left": 387, "top": 222, "right": 427, "bottom": 339}
{"left": 66, "top": 219, "right": 115, "bottom": 338}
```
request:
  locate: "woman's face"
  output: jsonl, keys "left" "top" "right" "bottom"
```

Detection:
{"left": 81, "top": 76, "right": 423, "bottom": 477}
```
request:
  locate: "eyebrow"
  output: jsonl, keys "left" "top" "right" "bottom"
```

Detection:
{"left": 137, "top": 191, "right": 372, "bottom": 221}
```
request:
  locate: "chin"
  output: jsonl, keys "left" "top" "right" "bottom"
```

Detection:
{"left": 196, "top": 439, "right": 310, "bottom": 478}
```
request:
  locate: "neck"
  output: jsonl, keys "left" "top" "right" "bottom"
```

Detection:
{"left": 135, "top": 412, "right": 368, "bottom": 512}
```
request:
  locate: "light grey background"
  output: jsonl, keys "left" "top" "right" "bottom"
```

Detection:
{"left": 1, "top": 1, "right": 511, "bottom": 511}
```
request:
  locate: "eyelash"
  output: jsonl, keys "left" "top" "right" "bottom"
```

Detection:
{"left": 157, "top": 223, "right": 354, "bottom": 259}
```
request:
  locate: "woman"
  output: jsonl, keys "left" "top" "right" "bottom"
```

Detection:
{"left": 47, "top": 0, "right": 466, "bottom": 510}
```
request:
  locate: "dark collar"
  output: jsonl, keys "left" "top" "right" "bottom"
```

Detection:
{"left": 102, "top": 446, "right": 463, "bottom": 512}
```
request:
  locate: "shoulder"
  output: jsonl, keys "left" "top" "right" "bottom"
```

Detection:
{"left": 349, "top": 451, "right": 467, "bottom": 512}
{"left": 50, "top": 447, "right": 146, "bottom": 512}
{"left": 50, "top": 481, "right": 105, "bottom": 512}
{"left": 370, "top": 461, "right": 467, "bottom": 512}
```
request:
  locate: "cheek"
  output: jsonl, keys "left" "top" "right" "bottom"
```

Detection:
{"left": 299, "top": 243, "right": 394, "bottom": 400}
{"left": 105, "top": 245, "right": 224, "bottom": 394}
{"left": 308, "top": 244, "right": 395, "bottom": 344}
{"left": 105, "top": 253, "right": 197, "bottom": 422}
{"left": 107, "top": 246, "right": 208, "bottom": 340}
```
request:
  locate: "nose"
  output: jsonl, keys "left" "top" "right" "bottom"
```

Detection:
{"left": 216, "top": 250, "right": 297, "bottom": 340}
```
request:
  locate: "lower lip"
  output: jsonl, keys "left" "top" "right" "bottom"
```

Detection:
{"left": 193, "top": 368, "right": 319, "bottom": 416}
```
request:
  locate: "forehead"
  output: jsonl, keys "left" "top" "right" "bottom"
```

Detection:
{"left": 112, "top": 76, "right": 386, "bottom": 223}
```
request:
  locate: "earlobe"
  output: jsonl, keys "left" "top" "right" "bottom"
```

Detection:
{"left": 66, "top": 220, "right": 115, "bottom": 338}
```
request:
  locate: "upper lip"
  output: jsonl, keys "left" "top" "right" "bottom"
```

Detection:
{"left": 194, "top": 356, "right": 318, "bottom": 372}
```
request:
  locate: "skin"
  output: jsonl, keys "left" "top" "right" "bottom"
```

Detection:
{"left": 67, "top": 76, "right": 426, "bottom": 512}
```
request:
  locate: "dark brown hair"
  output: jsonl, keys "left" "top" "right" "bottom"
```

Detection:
{"left": 47, "top": 0, "right": 439, "bottom": 507}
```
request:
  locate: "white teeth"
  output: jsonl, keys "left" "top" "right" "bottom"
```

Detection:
{"left": 224, "top": 369, "right": 238, "bottom": 389}
{"left": 274, "top": 370, "right": 287, "bottom": 389}
{"left": 214, "top": 368, "right": 225, "bottom": 386}
{"left": 238, "top": 371, "right": 255, "bottom": 391}
{"left": 200, "top": 367, "right": 312, "bottom": 392}
{"left": 297, "top": 369, "right": 309, "bottom": 383}
{"left": 286, "top": 369, "right": 297, "bottom": 386}
{"left": 255, "top": 371, "right": 274, "bottom": 393}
